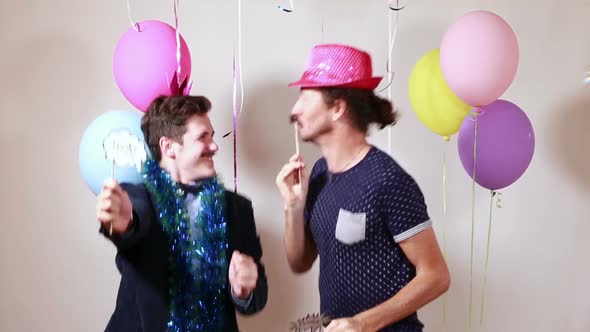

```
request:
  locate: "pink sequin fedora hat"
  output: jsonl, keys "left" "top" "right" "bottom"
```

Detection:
{"left": 288, "top": 44, "right": 383, "bottom": 90}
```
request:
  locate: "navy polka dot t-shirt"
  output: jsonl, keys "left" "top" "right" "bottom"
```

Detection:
{"left": 304, "top": 146, "right": 432, "bottom": 332}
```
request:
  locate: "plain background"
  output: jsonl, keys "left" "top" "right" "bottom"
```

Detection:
{"left": 1, "top": 0, "right": 589, "bottom": 331}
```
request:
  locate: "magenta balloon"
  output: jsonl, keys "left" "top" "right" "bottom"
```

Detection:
{"left": 113, "top": 20, "right": 192, "bottom": 112}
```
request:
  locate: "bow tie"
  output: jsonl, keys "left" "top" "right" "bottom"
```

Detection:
{"left": 178, "top": 182, "right": 204, "bottom": 195}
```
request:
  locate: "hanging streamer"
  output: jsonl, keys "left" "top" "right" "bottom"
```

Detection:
{"left": 379, "top": 1, "right": 404, "bottom": 153}
{"left": 224, "top": 0, "right": 245, "bottom": 190}
{"left": 126, "top": 0, "right": 139, "bottom": 31}
{"left": 232, "top": 51, "right": 238, "bottom": 192}
{"left": 237, "top": 0, "right": 244, "bottom": 116}
{"left": 223, "top": 0, "right": 244, "bottom": 139}
{"left": 229, "top": 0, "right": 246, "bottom": 192}
{"left": 480, "top": 191, "right": 501, "bottom": 324}
{"left": 169, "top": 0, "right": 191, "bottom": 95}
{"left": 379, "top": 1, "right": 401, "bottom": 94}
{"left": 388, "top": 0, "right": 407, "bottom": 11}
{"left": 278, "top": 0, "right": 295, "bottom": 12}
{"left": 173, "top": 0, "right": 182, "bottom": 80}
{"left": 387, "top": 8, "right": 397, "bottom": 153}
{"left": 468, "top": 111, "right": 479, "bottom": 332}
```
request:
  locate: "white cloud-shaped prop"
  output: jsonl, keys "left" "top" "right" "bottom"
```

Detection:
{"left": 103, "top": 130, "right": 148, "bottom": 172}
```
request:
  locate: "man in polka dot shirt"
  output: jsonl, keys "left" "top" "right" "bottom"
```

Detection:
{"left": 276, "top": 44, "right": 450, "bottom": 332}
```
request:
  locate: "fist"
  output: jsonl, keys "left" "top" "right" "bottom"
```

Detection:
{"left": 228, "top": 251, "right": 258, "bottom": 299}
{"left": 96, "top": 179, "right": 133, "bottom": 235}
{"left": 325, "top": 317, "right": 365, "bottom": 332}
{"left": 275, "top": 154, "right": 308, "bottom": 211}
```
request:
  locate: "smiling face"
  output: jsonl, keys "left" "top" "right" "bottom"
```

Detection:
{"left": 161, "top": 114, "right": 218, "bottom": 183}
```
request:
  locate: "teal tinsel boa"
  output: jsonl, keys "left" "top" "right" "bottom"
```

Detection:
{"left": 142, "top": 159, "right": 228, "bottom": 331}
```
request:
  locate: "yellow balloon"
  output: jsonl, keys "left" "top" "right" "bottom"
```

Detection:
{"left": 408, "top": 49, "right": 472, "bottom": 139}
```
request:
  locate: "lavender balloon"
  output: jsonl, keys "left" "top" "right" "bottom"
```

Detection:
{"left": 458, "top": 100, "right": 535, "bottom": 190}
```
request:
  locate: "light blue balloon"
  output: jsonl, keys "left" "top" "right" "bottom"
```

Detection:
{"left": 79, "top": 110, "right": 151, "bottom": 195}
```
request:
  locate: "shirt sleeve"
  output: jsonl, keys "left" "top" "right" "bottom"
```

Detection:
{"left": 381, "top": 170, "right": 432, "bottom": 243}
{"left": 231, "top": 289, "right": 253, "bottom": 309}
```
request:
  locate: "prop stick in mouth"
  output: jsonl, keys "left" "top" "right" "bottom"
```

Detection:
{"left": 293, "top": 120, "right": 301, "bottom": 185}
{"left": 294, "top": 122, "right": 300, "bottom": 155}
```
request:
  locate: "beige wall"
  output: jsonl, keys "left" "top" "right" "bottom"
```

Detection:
{"left": 1, "top": 0, "right": 589, "bottom": 331}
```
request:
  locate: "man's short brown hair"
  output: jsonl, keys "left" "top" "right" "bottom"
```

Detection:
{"left": 141, "top": 95, "right": 212, "bottom": 161}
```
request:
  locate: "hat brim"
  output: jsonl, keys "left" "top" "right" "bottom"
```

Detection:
{"left": 288, "top": 76, "right": 383, "bottom": 90}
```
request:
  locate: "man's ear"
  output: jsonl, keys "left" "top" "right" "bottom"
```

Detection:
{"left": 159, "top": 137, "right": 175, "bottom": 159}
{"left": 332, "top": 99, "right": 347, "bottom": 121}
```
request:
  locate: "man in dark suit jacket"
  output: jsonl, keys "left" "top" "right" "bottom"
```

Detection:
{"left": 96, "top": 95, "right": 267, "bottom": 331}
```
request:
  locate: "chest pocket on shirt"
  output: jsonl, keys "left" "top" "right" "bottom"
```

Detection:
{"left": 335, "top": 209, "right": 366, "bottom": 245}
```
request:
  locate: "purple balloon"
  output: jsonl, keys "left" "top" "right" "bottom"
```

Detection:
{"left": 458, "top": 100, "right": 535, "bottom": 190}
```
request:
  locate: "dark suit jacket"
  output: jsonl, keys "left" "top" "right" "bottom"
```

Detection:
{"left": 101, "top": 183, "right": 267, "bottom": 332}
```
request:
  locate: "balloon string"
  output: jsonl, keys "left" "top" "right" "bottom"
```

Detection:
{"left": 173, "top": 0, "right": 182, "bottom": 78}
{"left": 468, "top": 111, "right": 479, "bottom": 332}
{"left": 126, "top": 0, "right": 139, "bottom": 31}
{"left": 442, "top": 138, "right": 449, "bottom": 331}
{"left": 480, "top": 190, "right": 498, "bottom": 325}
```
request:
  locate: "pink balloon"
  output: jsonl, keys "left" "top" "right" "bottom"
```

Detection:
{"left": 113, "top": 20, "right": 192, "bottom": 112}
{"left": 440, "top": 11, "right": 519, "bottom": 107}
